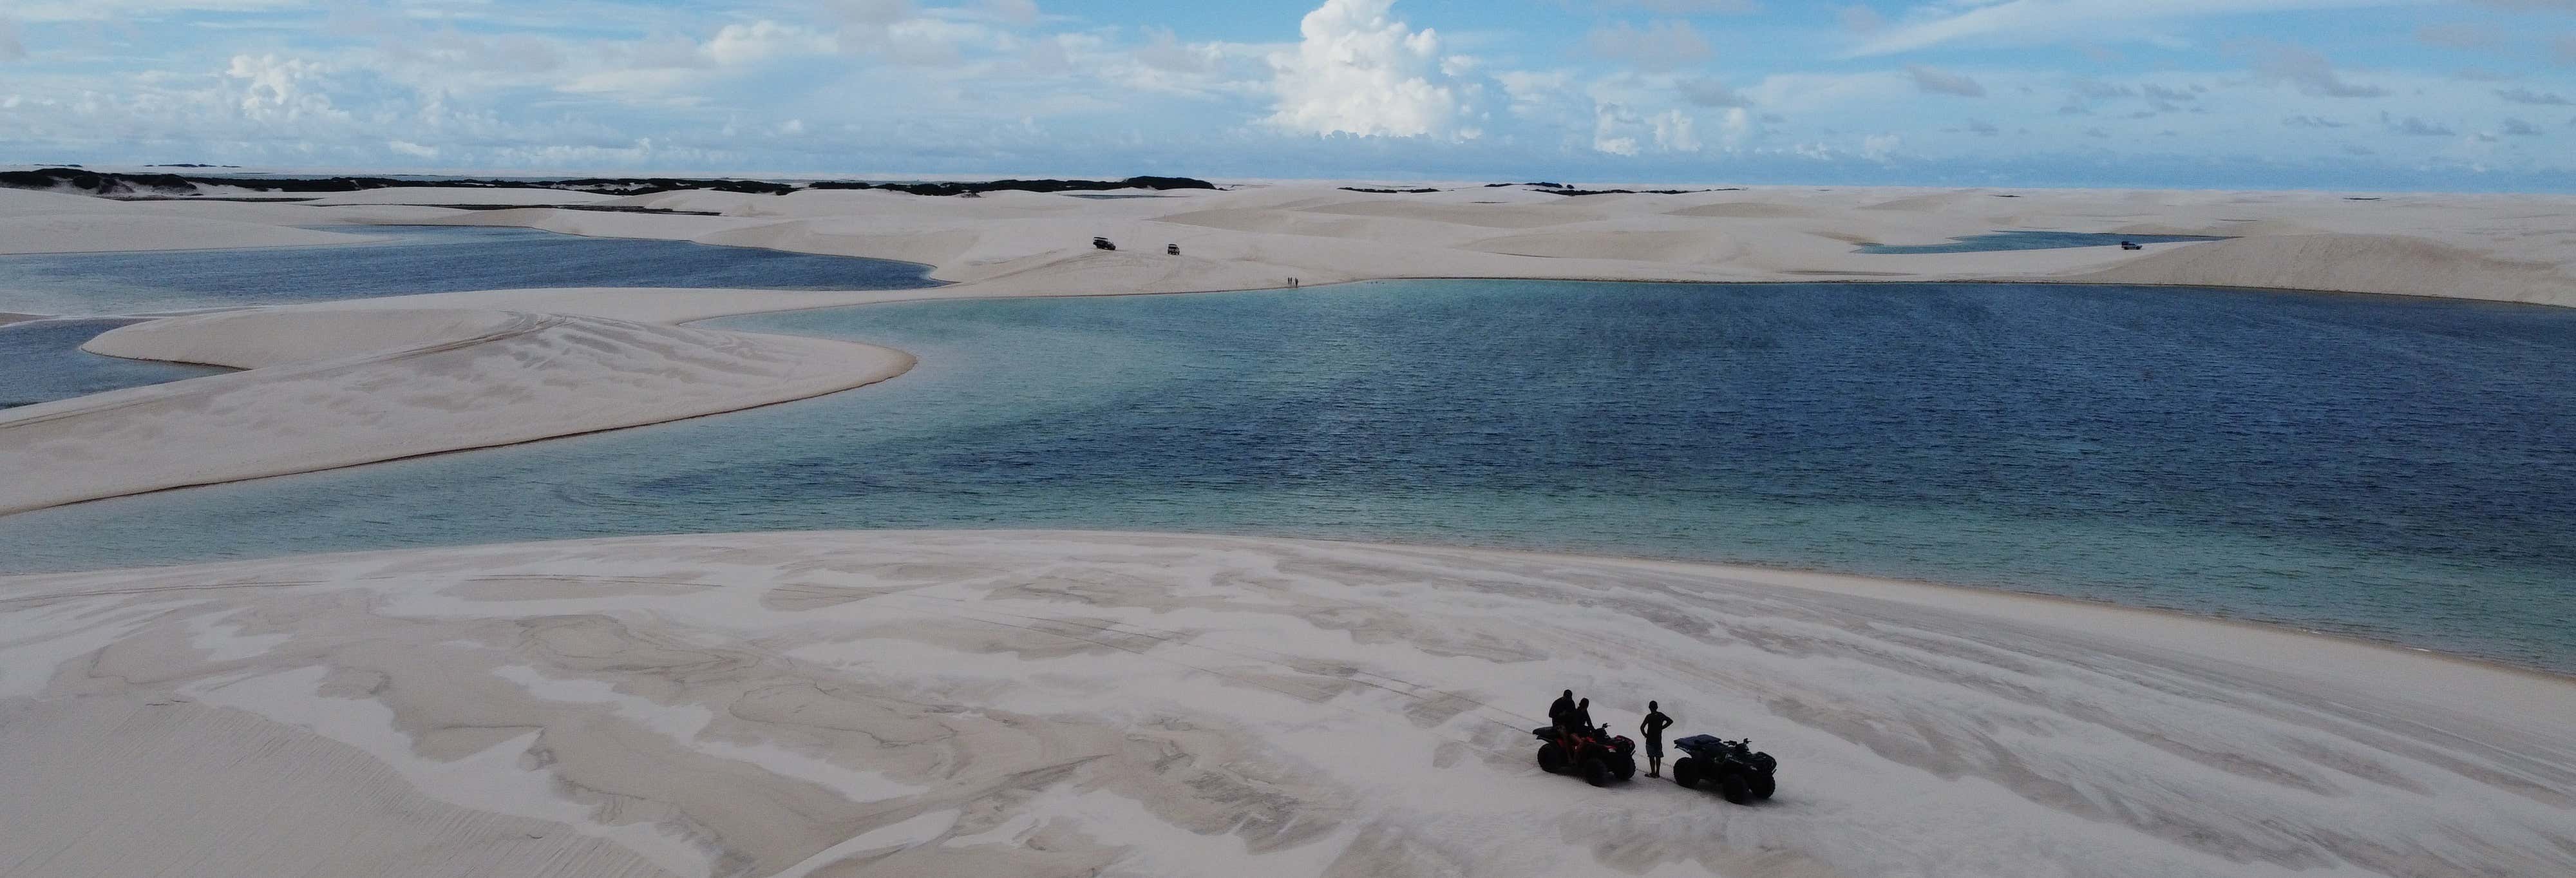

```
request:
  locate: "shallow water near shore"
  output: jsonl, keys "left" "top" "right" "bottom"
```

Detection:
{"left": 1854, "top": 231, "right": 2228, "bottom": 254}
{"left": 4, "top": 279, "right": 2573, "bottom": 672}
{"left": 0, "top": 318, "right": 231, "bottom": 408}
{"left": 0, "top": 224, "right": 940, "bottom": 316}
{"left": 0, "top": 225, "right": 942, "bottom": 407}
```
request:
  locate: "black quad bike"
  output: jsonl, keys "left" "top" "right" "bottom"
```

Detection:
{"left": 1670, "top": 734, "right": 1776, "bottom": 804}
{"left": 1533, "top": 724, "right": 1638, "bottom": 787}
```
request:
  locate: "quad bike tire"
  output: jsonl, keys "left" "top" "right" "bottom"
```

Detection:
{"left": 1580, "top": 757, "right": 1609, "bottom": 788}
{"left": 1613, "top": 758, "right": 1636, "bottom": 781}
{"left": 1718, "top": 770, "right": 1752, "bottom": 805}
{"left": 1749, "top": 773, "right": 1776, "bottom": 800}
{"left": 1671, "top": 757, "right": 1699, "bottom": 789}
{"left": 1537, "top": 743, "right": 1567, "bottom": 774}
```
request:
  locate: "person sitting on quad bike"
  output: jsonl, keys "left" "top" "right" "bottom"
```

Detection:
{"left": 1533, "top": 720, "right": 1638, "bottom": 787}
{"left": 1669, "top": 734, "right": 1777, "bottom": 805}
{"left": 1548, "top": 690, "right": 1577, "bottom": 730}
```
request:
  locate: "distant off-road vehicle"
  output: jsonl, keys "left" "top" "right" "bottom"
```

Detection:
{"left": 1671, "top": 734, "right": 1775, "bottom": 804}
{"left": 1534, "top": 724, "right": 1637, "bottom": 787}
{"left": 1092, "top": 236, "right": 1116, "bottom": 251}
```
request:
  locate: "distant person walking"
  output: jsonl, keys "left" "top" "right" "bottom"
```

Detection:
{"left": 1639, "top": 701, "right": 1674, "bottom": 778}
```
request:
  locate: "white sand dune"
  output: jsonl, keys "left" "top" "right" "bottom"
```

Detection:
{"left": 0, "top": 214, "right": 382, "bottom": 254}
{"left": 195, "top": 285, "right": 956, "bottom": 325}
{"left": 0, "top": 187, "right": 144, "bottom": 217}
{"left": 0, "top": 187, "right": 459, "bottom": 254}
{"left": 1298, "top": 198, "right": 1607, "bottom": 229}
{"left": 1, "top": 531, "right": 2567, "bottom": 877}
{"left": 1667, "top": 201, "right": 1819, "bottom": 219}
{"left": 122, "top": 198, "right": 470, "bottom": 227}
{"left": 0, "top": 308, "right": 909, "bottom": 514}
{"left": 303, "top": 186, "right": 623, "bottom": 207}
{"left": 14, "top": 182, "right": 2572, "bottom": 305}
{"left": 424, "top": 205, "right": 774, "bottom": 242}
{"left": 1464, "top": 229, "right": 1747, "bottom": 263}
{"left": 2076, "top": 233, "right": 2576, "bottom": 304}
{"left": 372, "top": 184, "right": 2576, "bottom": 306}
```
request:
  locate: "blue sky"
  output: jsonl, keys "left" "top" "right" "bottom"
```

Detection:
{"left": 5, "top": 1, "right": 2576, "bottom": 189}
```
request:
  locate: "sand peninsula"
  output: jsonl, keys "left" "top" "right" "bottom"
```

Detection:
{"left": 3, "top": 177, "right": 2574, "bottom": 877}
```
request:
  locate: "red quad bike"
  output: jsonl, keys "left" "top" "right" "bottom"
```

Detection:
{"left": 1533, "top": 724, "right": 1638, "bottom": 787}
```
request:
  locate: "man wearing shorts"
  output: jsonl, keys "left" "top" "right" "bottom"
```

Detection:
{"left": 1640, "top": 701, "right": 1674, "bottom": 778}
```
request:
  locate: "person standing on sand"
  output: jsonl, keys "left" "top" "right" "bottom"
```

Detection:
{"left": 1640, "top": 702, "right": 1674, "bottom": 778}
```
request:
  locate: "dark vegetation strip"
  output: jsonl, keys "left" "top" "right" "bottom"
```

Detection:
{"left": 0, "top": 167, "right": 1220, "bottom": 199}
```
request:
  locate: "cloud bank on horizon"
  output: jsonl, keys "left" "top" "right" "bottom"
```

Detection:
{"left": 4, "top": 0, "right": 2576, "bottom": 189}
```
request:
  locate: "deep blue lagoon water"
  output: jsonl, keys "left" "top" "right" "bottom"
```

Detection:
{"left": 0, "top": 225, "right": 941, "bottom": 316}
{"left": 2, "top": 280, "right": 2571, "bottom": 671}
{"left": 1856, "top": 231, "right": 2228, "bottom": 254}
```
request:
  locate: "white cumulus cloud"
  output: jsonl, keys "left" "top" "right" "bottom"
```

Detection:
{"left": 1585, "top": 20, "right": 1712, "bottom": 73}
{"left": 1651, "top": 108, "right": 1701, "bottom": 151}
{"left": 10, "top": 0, "right": 310, "bottom": 24}
{"left": 1593, "top": 104, "right": 1640, "bottom": 155}
{"left": 705, "top": 21, "right": 837, "bottom": 65}
{"left": 1845, "top": 0, "right": 2420, "bottom": 57}
{"left": 982, "top": 0, "right": 1040, "bottom": 24}
{"left": 1861, "top": 132, "right": 1901, "bottom": 160}
{"left": 1590, "top": 103, "right": 1705, "bottom": 155}
{"left": 225, "top": 54, "right": 341, "bottom": 123}
{"left": 1268, "top": 0, "right": 1479, "bottom": 138}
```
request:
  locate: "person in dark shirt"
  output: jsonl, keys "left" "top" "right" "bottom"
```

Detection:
{"left": 1548, "top": 690, "right": 1577, "bottom": 732}
{"left": 1639, "top": 701, "right": 1675, "bottom": 778}
{"left": 1569, "top": 698, "right": 1593, "bottom": 733}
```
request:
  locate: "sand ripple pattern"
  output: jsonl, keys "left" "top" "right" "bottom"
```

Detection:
{"left": 0, "top": 308, "right": 913, "bottom": 515}
{"left": 2, "top": 531, "right": 2569, "bottom": 877}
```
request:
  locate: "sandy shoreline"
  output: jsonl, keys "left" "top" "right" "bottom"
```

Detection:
{"left": 4, "top": 182, "right": 2573, "bottom": 875}
{"left": 6, "top": 180, "right": 2570, "bottom": 516}
{"left": 3, "top": 182, "right": 2570, "bottom": 644}
{"left": 4, "top": 530, "right": 2569, "bottom": 877}
{"left": 0, "top": 308, "right": 913, "bottom": 515}
{"left": 1465, "top": 539, "right": 2576, "bottom": 689}
{"left": 11, "top": 182, "right": 2576, "bottom": 303}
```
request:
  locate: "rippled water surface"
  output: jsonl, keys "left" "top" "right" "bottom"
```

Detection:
{"left": 5, "top": 280, "right": 2572, "bottom": 671}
